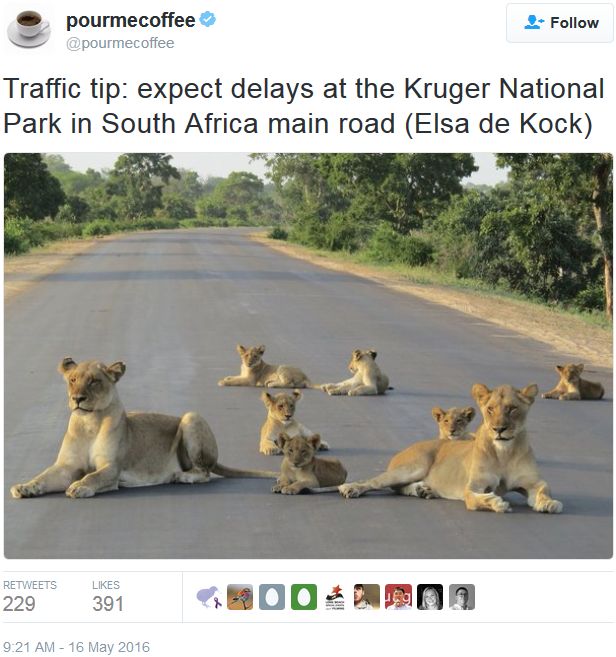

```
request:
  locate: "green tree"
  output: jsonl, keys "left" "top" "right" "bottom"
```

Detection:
{"left": 4, "top": 154, "right": 65, "bottom": 220}
{"left": 497, "top": 154, "right": 613, "bottom": 317}
{"left": 107, "top": 153, "right": 180, "bottom": 219}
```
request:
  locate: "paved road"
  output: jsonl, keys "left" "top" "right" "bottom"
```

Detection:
{"left": 4, "top": 228, "right": 612, "bottom": 559}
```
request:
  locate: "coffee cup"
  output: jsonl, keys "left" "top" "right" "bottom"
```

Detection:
{"left": 16, "top": 10, "right": 49, "bottom": 37}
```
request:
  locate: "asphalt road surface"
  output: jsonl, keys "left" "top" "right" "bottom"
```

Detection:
{"left": 4, "top": 228, "right": 612, "bottom": 559}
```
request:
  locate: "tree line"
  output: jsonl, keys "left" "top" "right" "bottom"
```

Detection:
{"left": 255, "top": 153, "right": 612, "bottom": 319}
{"left": 4, "top": 152, "right": 612, "bottom": 318}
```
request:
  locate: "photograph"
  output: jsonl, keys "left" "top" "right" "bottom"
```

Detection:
{"left": 4, "top": 152, "right": 612, "bottom": 559}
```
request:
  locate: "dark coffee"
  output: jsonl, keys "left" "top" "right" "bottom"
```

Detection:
{"left": 18, "top": 14, "right": 41, "bottom": 26}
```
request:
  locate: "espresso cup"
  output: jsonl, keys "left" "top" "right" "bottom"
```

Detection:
{"left": 16, "top": 10, "right": 49, "bottom": 37}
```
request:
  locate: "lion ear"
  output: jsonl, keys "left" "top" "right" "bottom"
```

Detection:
{"left": 352, "top": 349, "right": 361, "bottom": 359}
{"left": 276, "top": 433, "right": 289, "bottom": 449}
{"left": 58, "top": 357, "right": 77, "bottom": 376}
{"left": 576, "top": 363, "right": 584, "bottom": 372}
{"left": 471, "top": 383, "right": 490, "bottom": 405}
{"left": 308, "top": 434, "right": 321, "bottom": 450}
{"left": 105, "top": 361, "right": 126, "bottom": 382}
{"left": 464, "top": 407, "right": 476, "bottom": 422}
{"left": 236, "top": 344, "right": 246, "bottom": 355}
{"left": 518, "top": 383, "right": 539, "bottom": 404}
{"left": 555, "top": 365, "right": 564, "bottom": 373}
{"left": 368, "top": 350, "right": 378, "bottom": 360}
{"left": 261, "top": 391, "right": 273, "bottom": 405}
{"left": 292, "top": 389, "right": 302, "bottom": 401}
{"left": 431, "top": 407, "right": 445, "bottom": 422}
{"left": 257, "top": 345, "right": 266, "bottom": 354}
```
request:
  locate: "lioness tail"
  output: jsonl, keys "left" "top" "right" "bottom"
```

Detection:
{"left": 212, "top": 463, "right": 278, "bottom": 479}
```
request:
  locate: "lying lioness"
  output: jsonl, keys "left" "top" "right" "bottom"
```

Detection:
{"left": 272, "top": 433, "right": 347, "bottom": 494}
{"left": 542, "top": 363, "right": 604, "bottom": 401}
{"left": 10, "top": 358, "right": 277, "bottom": 499}
{"left": 321, "top": 349, "right": 390, "bottom": 396}
{"left": 218, "top": 344, "right": 314, "bottom": 388}
{"left": 339, "top": 383, "right": 563, "bottom": 514}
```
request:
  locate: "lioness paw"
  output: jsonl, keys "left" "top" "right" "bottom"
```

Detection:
{"left": 280, "top": 485, "right": 301, "bottom": 495}
{"left": 535, "top": 498, "right": 563, "bottom": 514}
{"left": 317, "top": 439, "right": 330, "bottom": 451}
{"left": 66, "top": 483, "right": 95, "bottom": 498}
{"left": 271, "top": 483, "right": 283, "bottom": 493}
{"left": 493, "top": 498, "right": 511, "bottom": 513}
{"left": 260, "top": 444, "right": 282, "bottom": 456}
{"left": 339, "top": 483, "right": 362, "bottom": 498}
{"left": 10, "top": 482, "right": 41, "bottom": 498}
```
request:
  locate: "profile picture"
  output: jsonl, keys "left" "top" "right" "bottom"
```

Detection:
{"left": 417, "top": 584, "right": 443, "bottom": 610}
{"left": 385, "top": 584, "right": 412, "bottom": 610}
{"left": 449, "top": 584, "right": 475, "bottom": 610}
{"left": 354, "top": 583, "right": 380, "bottom": 610}
{"left": 227, "top": 584, "right": 253, "bottom": 610}
{"left": 8, "top": 9, "right": 51, "bottom": 47}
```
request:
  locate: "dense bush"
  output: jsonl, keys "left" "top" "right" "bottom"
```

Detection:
{"left": 363, "top": 222, "right": 434, "bottom": 266}
{"left": 81, "top": 220, "right": 116, "bottom": 237}
{"left": 268, "top": 227, "right": 288, "bottom": 240}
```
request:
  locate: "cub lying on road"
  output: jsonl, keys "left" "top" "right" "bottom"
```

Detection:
{"left": 260, "top": 390, "right": 329, "bottom": 455}
{"left": 339, "top": 383, "right": 563, "bottom": 514}
{"left": 10, "top": 358, "right": 277, "bottom": 499}
{"left": 542, "top": 363, "right": 604, "bottom": 401}
{"left": 387, "top": 405, "right": 475, "bottom": 472}
{"left": 218, "top": 344, "right": 314, "bottom": 388}
{"left": 272, "top": 433, "right": 347, "bottom": 494}
{"left": 321, "top": 349, "right": 390, "bottom": 396}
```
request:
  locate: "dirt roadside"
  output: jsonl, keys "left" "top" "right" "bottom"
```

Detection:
{"left": 4, "top": 233, "right": 612, "bottom": 369}
{"left": 251, "top": 235, "right": 613, "bottom": 370}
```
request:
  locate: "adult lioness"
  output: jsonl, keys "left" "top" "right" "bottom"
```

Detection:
{"left": 387, "top": 406, "right": 475, "bottom": 471}
{"left": 542, "top": 363, "right": 605, "bottom": 401}
{"left": 272, "top": 433, "right": 347, "bottom": 494}
{"left": 260, "top": 390, "right": 329, "bottom": 455}
{"left": 218, "top": 344, "right": 314, "bottom": 388}
{"left": 10, "top": 358, "right": 277, "bottom": 499}
{"left": 321, "top": 349, "right": 390, "bottom": 396}
{"left": 339, "top": 383, "right": 563, "bottom": 514}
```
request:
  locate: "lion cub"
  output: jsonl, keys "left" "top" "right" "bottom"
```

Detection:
{"left": 218, "top": 344, "right": 314, "bottom": 388}
{"left": 260, "top": 390, "right": 329, "bottom": 455}
{"left": 387, "top": 406, "right": 475, "bottom": 471}
{"left": 321, "top": 349, "right": 390, "bottom": 396}
{"left": 272, "top": 433, "right": 347, "bottom": 494}
{"left": 542, "top": 363, "right": 604, "bottom": 401}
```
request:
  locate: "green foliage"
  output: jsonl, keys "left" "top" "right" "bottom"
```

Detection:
{"left": 363, "top": 222, "right": 434, "bottom": 266}
{"left": 107, "top": 153, "right": 180, "bottom": 219}
{"left": 82, "top": 220, "right": 115, "bottom": 236}
{"left": 159, "top": 193, "right": 195, "bottom": 220}
{"left": 4, "top": 154, "right": 66, "bottom": 220}
{"left": 4, "top": 218, "right": 34, "bottom": 254}
{"left": 268, "top": 227, "right": 288, "bottom": 240}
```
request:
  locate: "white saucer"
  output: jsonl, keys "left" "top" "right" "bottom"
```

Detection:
{"left": 7, "top": 20, "right": 51, "bottom": 48}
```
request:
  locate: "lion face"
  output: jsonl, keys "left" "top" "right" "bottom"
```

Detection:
{"left": 348, "top": 349, "right": 377, "bottom": 373}
{"left": 276, "top": 433, "right": 321, "bottom": 467}
{"left": 556, "top": 363, "right": 584, "bottom": 385}
{"left": 471, "top": 383, "right": 538, "bottom": 444}
{"left": 58, "top": 357, "right": 125, "bottom": 413}
{"left": 237, "top": 344, "right": 265, "bottom": 368}
{"left": 431, "top": 406, "right": 475, "bottom": 439}
{"left": 262, "top": 390, "right": 302, "bottom": 424}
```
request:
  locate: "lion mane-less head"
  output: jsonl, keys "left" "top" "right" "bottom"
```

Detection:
{"left": 471, "top": 382, "right": 538, "bottom": 443}
{"left": 348, "top": 349, "right": 377, "bottom": 373}
{"left": 58, "top": 357, "right": 126, "bottom": 413}
{"left": 237, "top": 344, "right": 265, "bottom": 368}
{"left": 276, "top": 433, "right": 321, "bottom": 467}
{"left": 431, "top": 406, "right": 475, "bottom": 439}
{"left": 555, "top": 363, "right": 584, "bottom": 384}
{"left": 261, "top": 389, "right": 302, "bottom": 423}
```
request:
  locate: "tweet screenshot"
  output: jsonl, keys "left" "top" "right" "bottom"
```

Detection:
{"left": 1, "top": 0, "right": 614, "bottom": 652}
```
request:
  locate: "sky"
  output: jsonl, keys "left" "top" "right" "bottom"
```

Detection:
{"left": 57, "top": 152, "right": 508, "bottom": 185}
